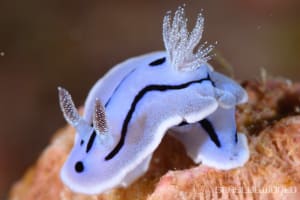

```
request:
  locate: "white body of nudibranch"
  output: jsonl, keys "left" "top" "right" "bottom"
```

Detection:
{"left": 58, "top": 7, "right": 249, "bottom": 195}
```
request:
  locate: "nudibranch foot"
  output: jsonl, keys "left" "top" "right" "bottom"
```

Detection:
{"left": 120, "top": 155, "right": 152, "bottom": 187}
{"left": 171, "top": 106, "right": 249, "bottom": 170}
{"left": 198, "top": 133, "right": 249, "bottom": 170}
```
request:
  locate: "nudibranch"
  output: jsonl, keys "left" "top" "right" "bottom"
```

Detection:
{"left": 58, "top": 6, "right": 249, "bottom": 195}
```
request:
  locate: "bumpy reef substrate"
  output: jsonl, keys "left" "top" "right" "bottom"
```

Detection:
{"left": 9, "top": 79, "right": 300, "bottom": 200}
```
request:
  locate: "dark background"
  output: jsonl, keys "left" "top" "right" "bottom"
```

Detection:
{"left": 0, "top": 0, "right": 299, "bottom": 198}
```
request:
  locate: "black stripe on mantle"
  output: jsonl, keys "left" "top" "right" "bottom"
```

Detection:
{"left": 105, "top": 74, "right": 214, "bottom": 160}
{"left": 178, "top": 119, "right": 221, "bottom": 148}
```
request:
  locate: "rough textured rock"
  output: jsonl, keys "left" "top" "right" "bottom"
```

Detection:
{"left": 9, "top": 79, "right": 300, "bottom": 200}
